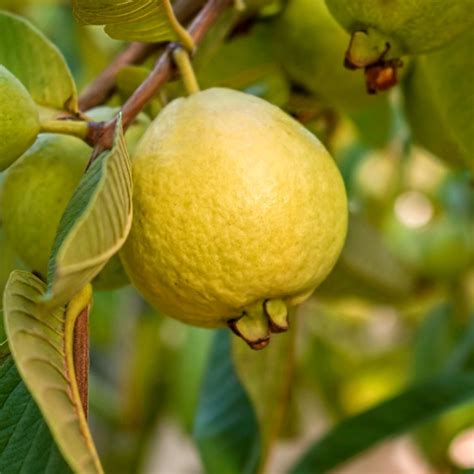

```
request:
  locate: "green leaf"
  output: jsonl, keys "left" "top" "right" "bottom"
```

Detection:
{"left": 72, "top": 0, "right": 193, "bottom": 48}
{"left": 0, "top": 11, "right": 78, "bottom": 113}
{"left": 0, "top": 356, "right": 71, "bottom": 474}
{"left": 3, "top": 270, "right": 103, "bottom": 473}
{"left": 290, "top": 372, "right": 474, "bottom": 474}
{"left": 45, "top": 117, "right": 132, "bottom": 308}
{"left": 193, "top": 330, "right": 261, "bottom": 474}
{"left": 232, "top": 314, "right": 296, "bottom": 465}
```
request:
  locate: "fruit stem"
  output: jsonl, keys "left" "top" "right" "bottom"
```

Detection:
{"left": 172, "top": 46, "right": 201, "bottom": 95}
{"left": 40, "top": 119, "right": 89, "bottom": 139}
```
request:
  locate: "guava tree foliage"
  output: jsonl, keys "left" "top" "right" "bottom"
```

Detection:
{"left": 0, "top": 0, "right": 473, "bottom": 473}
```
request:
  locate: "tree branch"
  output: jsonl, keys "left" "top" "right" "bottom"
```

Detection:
{"left": 74, "top": 303, "right": 90, "bottom": 417}
{"left": 86, "top": 0, "right": 233, "bottom": 155}
{"left": 78, "top": 0, "right": 208, "bottom": 111}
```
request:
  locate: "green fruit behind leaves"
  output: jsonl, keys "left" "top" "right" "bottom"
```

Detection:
{"left": 403, "top": 28, "right": 474, "bottom": 170}
{"left": 272, "top": 0, "right": 386, "bottom": 112}
{"left": 1, "top": 133, "right": 90, "bottom": 276}
{"left": 384, "top": 212, "right": 472, "bottom": 281}
{"left": 0, "top": 66, "right": 40, "bottom": 171}
{"left": 325, "top": 0, "right": 473, "bottom": 57}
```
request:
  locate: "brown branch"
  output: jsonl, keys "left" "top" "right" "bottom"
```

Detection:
{"left": 86, "top": 0, "right": 232, "bottom": 155}
{"left": 74, "top": 303, "right": 90, "bottom": 417}
{"left": 78, "top": 0, "right": 207, "bottom": 111}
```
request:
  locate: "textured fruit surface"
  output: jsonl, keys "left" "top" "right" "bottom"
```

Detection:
{"left": 1, "top": 134, "right": 90, "bottom": 276}
{"left": 121, "top": 88, "right": 347, "bottom": 327}
{"left": 325, "top": 0, "right": 473, "bottom": 56}
{"left": 273, "top": 0, "right": 387, "bottom": 112}
{"left": 0, "top": 65, "right": 40, "bottom": 171}
{"left": 403, "top": 28, "right": 474, "bottom": 170}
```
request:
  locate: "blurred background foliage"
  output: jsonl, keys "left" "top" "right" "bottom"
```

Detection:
{"left": 0, "top": 0, "right": 473, "bottom": 472}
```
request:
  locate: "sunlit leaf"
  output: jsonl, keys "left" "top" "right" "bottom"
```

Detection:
{"left": 45, "top": 117, "right": 132, "bottom": 308}
{"left": 72, "top": 0, "right": 192, "bottom": 48}
{"left": 0, "top": 356, "right": 71, "bottom": 474}
{"left": 193, "top": 330, "right": 261, "bottom": 474}
{"left": 232, "top": 314, "right": 296, "bottom": 466}
{"left": 290, "top": 372, "right": 474, "bottom": 474}
{"left": 3, "top": 270, "right": 103, "bottom": 473}
{"left": 0, "top": 11, "right": 78, "bottom": 112}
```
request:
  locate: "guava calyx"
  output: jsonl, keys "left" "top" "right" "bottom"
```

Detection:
{"left": 365, "top": 58, "right": 403, "bottom": 94}
{"left": 345, "top": 30, "right": 403, "bottom": 93}
{"left": 228, "top": 298, "right": 289, "bottom": 349}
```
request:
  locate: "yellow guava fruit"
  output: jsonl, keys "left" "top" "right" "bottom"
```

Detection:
{"left": 0, "top": 65, "right": 40, "bottom": 171}
{"left": 121, "top": 88, "right": 348, "bottom": 348}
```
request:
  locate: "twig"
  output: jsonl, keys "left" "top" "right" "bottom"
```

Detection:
{"left": 86, "top": 0, "right": 233, "bottom": 155}
{"left": 78, "top": 0, "right": 207, "bottom": 111}
{"left": 74, "top": 303, "right": 90, "bottom": 416}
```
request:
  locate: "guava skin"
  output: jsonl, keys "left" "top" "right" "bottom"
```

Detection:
{"left": 121, "top": 88, "right": 348, "bottom": 329}
{"left": 1, "top": 134, "right": 91, "bottom": 276}
{"left": 0, "top": 66, "right": 40, "bottom": 171}
{"left": 325, "top": 0, "right": 473, "bottom": 57}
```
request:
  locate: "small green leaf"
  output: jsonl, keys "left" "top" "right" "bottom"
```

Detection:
{"left": 0, "top": 356, "right": 71, "bottom": 474}
{"left": 72, "top": 0, "right": 193, "bottom": 49}
{"left": 290, "top": 372, "right": 474, "bottom": 474}
{"left": 193, "top": 330, "right": 261, "bottom": 474}
{"left": 4, "top": 270, "right": 103, "bottom": 473}
{"left": 45, "top": 117, "right": 132, "bottom": 308}
{"left": 232, "top": 314, "right": 296, "bottom": 465}
{"left": 0, "top": 11, "right": 78, "bottom": 113}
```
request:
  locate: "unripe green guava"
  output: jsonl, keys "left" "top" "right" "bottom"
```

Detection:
{"left": 1, "top": 134, "right": 90, "bottom": 276}
{"left": 272, "top": 0, "right": 386, "bottom": 112}
{"left": 0, "top": 65, "right": 40, "bottom": 171}
{"left": 325, "top": 0, "right": 473, "bottom": 62}
{"left": 403, "top": 28, "right": 474, "bottom": 171}
{"left": 383, "top": 212, "right": 472, "bottom": 281}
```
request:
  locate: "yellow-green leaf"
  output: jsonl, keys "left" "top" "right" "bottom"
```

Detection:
{"left": 45, "top": 117, "right": 132, "bottom": 308}
{"left": 0, "top": 11, "right": 78, "bottom": 113}
{"left": 3, "top": 270, "right": 103, "bottom": 474}
{"left": 72, "top": 0, "right": 193, "bottom": 49}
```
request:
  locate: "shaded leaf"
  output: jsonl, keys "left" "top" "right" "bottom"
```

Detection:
{"left": 45, "top": 117, "right": 132, "bottom": 308}
{"left": 193, "top": 329, "right": 261, "bottom": 474}
{"left": 0, "top": 356, "right": 71, "bottom": 474}
{"left": 72, "top": 0, "right": 192, "bottom": 47}
{"left": 0, "top": 11, "right": 78, "bottom": 112}
{"left": 290, "top": 372, "right": 474, "bottom": 474}
{"left": 3, "top": 270, "right": 103, "bottom": 473}
{"left": 232, "top": 314, "right": 295, "bottom": 465}
{"left": 316, "top": 213, "right": 414, "bottom": 301}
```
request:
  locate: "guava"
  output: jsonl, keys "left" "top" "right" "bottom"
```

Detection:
{"left": 121, "top": 88, "right": 348, "bottom": 348}
{"left": 383, "top": 210, "right": 472, "bottom": 281}
{"left": 325, "top": 0, "right": 473, "bottom": 92}
{"left": 1, "top": 134, "right": 91, "bottom": 276}
{"left": 403, "top": 28, "right": 474, "bottom": 171}
{"left": 272, "top": 0, "right": 390, "bottom": 111}
{"left": 0, "top": 65, "right": 40, "bottom": 171}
